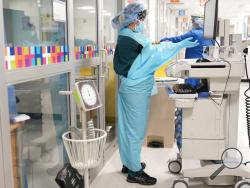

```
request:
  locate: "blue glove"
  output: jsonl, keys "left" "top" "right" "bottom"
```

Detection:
{"left": 179, "top": 37, "right": 199, "bottom": 48}
{"left": 160, "top": 37, "right": 170, "bottom": 42}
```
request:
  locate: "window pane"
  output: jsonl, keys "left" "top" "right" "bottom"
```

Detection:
{"left": 3, "top": 0, "right": 69, "bottom": 70}
{"left": 103, "top": 0, "right": 116, "bottom": 46}
{"left": 8, "top": 74, "right": 69, "bottom": 188}
{"left": 103, "top": 0, "right": 117, "bottom": 149}
{"left": 74, "top": 0, "right": 97, "bottom": 61}
{"left": 4, "top": 0, "right": 67, "bottom": 46}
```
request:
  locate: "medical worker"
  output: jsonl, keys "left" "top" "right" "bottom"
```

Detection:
{"left": 161, "top": 18, "right": 214, "bottom": 150}
{"left": 160, "top": 17, "right": 214, "bottom": 88}
{"left": 112, "top": 2, "right": 199, "bottom": 185}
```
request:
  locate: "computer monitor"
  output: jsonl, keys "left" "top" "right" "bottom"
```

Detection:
{"left": 203, "top": 0, "right": 219, "bottom": 40}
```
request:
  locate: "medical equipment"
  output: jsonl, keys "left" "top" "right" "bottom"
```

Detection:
{"left": 60, "top": 81, "right": 107, "bottom": 188}
{"left": 203, "top": 0, "right": 218, "bottom": 40}
{"left": 204, "top": 35, "right": 250, "bottom": 148}
{"left": 87, "top": 120, "right": 95, "bottom": 139}
{"left": 167, "top": 55, "right": 250, "bottom": 187}
{"left": 210, "top": 148, "right": 243, "bottom": 180}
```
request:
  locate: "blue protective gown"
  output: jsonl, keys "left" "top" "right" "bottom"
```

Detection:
{"left": 161, "top": 28, "right": 214, "bottom": 88}
{"left": 116, "top": 28, "right": 183, "bottom": 172}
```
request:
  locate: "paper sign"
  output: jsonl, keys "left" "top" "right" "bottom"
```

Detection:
{"left": 53, "top": 0, "right": 66, "bottom": 22}
{"left": 170, "top": 0, "right": 180, "bottom": 3}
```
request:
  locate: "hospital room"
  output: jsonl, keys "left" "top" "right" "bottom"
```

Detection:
{"left": 0, "top": 0, "right": 250, "bottom": 188}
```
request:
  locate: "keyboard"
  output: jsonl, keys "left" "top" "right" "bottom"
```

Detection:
{"left": 172, "top": 84, "right": 197, "bottom": 94}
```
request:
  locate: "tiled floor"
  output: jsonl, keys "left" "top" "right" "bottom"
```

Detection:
{"left": 91, "top": 83, "right": 250, "bottom": 188}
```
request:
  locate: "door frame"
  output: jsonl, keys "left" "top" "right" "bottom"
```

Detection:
{"left": 0, "top": 0, "right": 76, "bottom": 187}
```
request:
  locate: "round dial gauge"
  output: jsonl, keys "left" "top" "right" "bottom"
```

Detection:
{"left": 81, "top": 84, "right": 97, "bottom": 106}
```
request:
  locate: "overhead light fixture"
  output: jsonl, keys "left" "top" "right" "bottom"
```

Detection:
{"left": 88, "top": 10, "right": 111, "bottom": 15}
{"left": 77, "top": 6, "right": 95, "bottom": 10}
{"left": 103, "top": 12, "right": 111, "bottom": 16}
{"left": 88, "top": 10, "right": 96, "bottom": 13}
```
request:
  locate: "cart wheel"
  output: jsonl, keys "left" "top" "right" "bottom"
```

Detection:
{"left": 173, "top": 179, "right": 188, "bottom": 188}
{"left": 168, "top": 160, "right": 182, "bottom": 174}
{"left": 235, "top": 180, "right": 250, "bottom": 188}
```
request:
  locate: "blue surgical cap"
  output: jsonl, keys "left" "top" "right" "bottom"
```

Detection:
{"left": 112, "top": 2, "right": 145, "bottom": 29}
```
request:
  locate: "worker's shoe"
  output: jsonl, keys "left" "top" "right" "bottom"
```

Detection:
{"left": 121, "top": 162, "right": 146, "bottom": 174}
{"left": 127, "top": 170, "right": 157, "bottom": 185}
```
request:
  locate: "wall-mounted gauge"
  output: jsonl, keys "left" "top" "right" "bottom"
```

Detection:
{"left": 74, "top": 80, "right": 102, "bottom": 111}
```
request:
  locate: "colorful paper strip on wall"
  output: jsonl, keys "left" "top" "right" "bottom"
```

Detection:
{"left": 75, "top": 45, "right": 99, "bottom": 60}
{"left": 5, "top": 45, "right": 69, "bottom": 70}
{"left": 104, "top": 45, "right": 115, "bottom": 56}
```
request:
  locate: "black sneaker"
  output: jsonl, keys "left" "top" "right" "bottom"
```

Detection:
{"left": 127, "top": 171, "right": 157, "bottom": 185}
{"left": 121, "top": 162, "right": 146, "bottom": 174}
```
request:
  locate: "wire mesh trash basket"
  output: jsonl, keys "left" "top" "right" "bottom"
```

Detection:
{"left": 62, "top": 129, "right": 107, "bottom": 173}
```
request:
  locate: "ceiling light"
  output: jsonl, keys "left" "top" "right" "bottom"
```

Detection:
{"left": 87, "top": 10, "right": 111, "bottom": 15}
{"left": 77, "top": 6, "right": 95, "bottom": 10}
{"left": 103, "top": 12, "right": 111, "bottom": 16}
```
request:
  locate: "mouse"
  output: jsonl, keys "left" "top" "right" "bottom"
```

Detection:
{"left": 196, "top": 58, "right": 211, "bottom": 63}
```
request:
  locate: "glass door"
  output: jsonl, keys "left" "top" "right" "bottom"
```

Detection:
{"left": 3, "top": 0, "right": 70, "bottom": 187}
{"left": 73, "top": 0, "right": 100, "bottom": 129}
{"left": 102, "top": 0, "right": 118, "bottom": 150}
{"left": 7, "top": 75, "right": 70, "bottom": 188}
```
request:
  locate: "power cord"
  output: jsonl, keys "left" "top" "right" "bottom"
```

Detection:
{"left": 244, "top": 161, "right": 250, "bottom": 165}
{"left": 243, "top": 49, "right": 250, "bottom": 148}
{"left": 214, "top": 39, "right": 221, "bottom": 48}
{"left": 209, "top": 59, "right": 231, "bottom": 106}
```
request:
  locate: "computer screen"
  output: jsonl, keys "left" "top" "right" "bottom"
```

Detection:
{"left": 203, "top": 0, "right": 218, "bottom": 39}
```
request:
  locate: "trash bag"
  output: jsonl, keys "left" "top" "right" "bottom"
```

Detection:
{"left": 55, "top": 163, "right": 84, "bottom": 188}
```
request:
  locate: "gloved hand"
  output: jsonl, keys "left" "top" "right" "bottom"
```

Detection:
{"left": 179, "top": 37, "right": 199, "bottom": 48}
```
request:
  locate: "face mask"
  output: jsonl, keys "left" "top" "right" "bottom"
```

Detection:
{"left": 134, "top": 22, "right": 144, "bottom": 33}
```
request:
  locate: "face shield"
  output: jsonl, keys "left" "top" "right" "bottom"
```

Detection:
{"left": 137, "top": 10, "right": 147, "bottom": 21}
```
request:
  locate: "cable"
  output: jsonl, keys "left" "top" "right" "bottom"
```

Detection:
{"left": 214, "top": 39, "right": 221, "bottom": 48}
{"left": 209, "top": 59, "right": 231, "bottom": 106}
{"left": 243, "top": 54, "right": 250, "bottom": 148}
